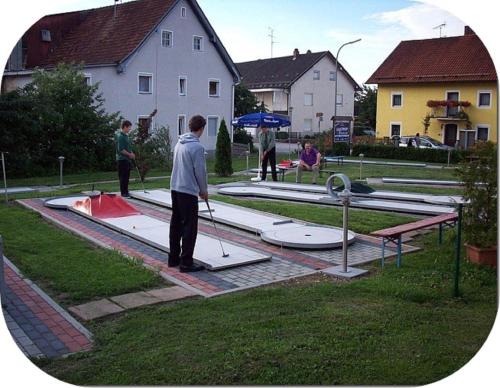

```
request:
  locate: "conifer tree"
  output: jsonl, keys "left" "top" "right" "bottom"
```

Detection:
{"left": 214, "top": 119, "right": 233, "bottom": 177}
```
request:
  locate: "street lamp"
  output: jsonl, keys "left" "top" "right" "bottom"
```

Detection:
{"left": 332, "top": 38, "right": 361, "bottom": 148}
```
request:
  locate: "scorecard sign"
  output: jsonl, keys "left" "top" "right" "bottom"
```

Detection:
{"left": 333, "top": 121, "right": 350, "bottom": 143}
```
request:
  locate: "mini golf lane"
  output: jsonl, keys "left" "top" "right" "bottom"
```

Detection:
{"left": 129, "top": 189, "right": 355, "bottom": 249}
{"left": 250, "top": 181, "right": 463, "bottom": 204}
{"left": 217, "top": 186, "right": 455, "bottom": 216}
{"left": 44, "top": 195, "right": 271, "bottom": 271}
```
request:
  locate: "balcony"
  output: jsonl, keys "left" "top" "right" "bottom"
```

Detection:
{"left": 426, "top": 100, "right": 471, "bottom": 121}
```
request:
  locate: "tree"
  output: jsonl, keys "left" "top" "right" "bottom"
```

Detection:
{"left": 22, "top": 63, "right": 121, "bottom": 172}
{"left": 234, "top": 84, "right": 265, "bottom": 116}
{"left": 214, "top": 119, "right": 233, "bottom": 177}
{"left": 354, "top": 85, "right": 377, "bottom": 130}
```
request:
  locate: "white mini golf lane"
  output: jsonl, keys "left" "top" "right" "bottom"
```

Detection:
{"left": 129, "top": 189, "right": 355, "bottom": 249}
{"left": 216, "top": 186, "right": 455, "bottom": 216}
{"left": 44, "top": 196, "right": 271, "bottom": 271}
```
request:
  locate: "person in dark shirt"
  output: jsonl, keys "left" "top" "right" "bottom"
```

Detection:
{"left": 115, "top": 120, "right": 135, "bottom": 197}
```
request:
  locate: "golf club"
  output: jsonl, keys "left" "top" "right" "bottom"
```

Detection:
{"left": 134, "top": 162, "right": 148, "bottom": 193}
{"left": 204, "top": 199, "right": 229, "bottom": 258}
{"left": 251, "top": 148, "right": 262, "bottom": 182}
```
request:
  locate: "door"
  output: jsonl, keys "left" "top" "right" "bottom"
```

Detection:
{"left": 459, "top": 130, "right": 476, "bottom": 149}
{"left": 444, "top": 124, "right": 457, "bottom": 147}
{"left": 446, "top": 92, "right": 459, "bottom": 117}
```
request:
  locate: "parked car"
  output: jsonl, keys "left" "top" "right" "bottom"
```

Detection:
{"left": 392, "top": 135, "right": 452, "bottom": 150}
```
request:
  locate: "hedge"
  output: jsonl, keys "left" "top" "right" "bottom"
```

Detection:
{"left": 351, "top": 144, "right": 469, "bottom": 164}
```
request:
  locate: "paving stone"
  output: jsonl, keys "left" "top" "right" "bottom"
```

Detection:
{"left": 145, "top": 286, "right": 197, "bottom": 302}
{"left": 69, "top": 299, "right": 124, "bottom": 321}
{"left": 110, "top": 291, "right": 162, "bottom": 309}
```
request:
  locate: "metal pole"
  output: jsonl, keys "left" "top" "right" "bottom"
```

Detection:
{"left": 58, "top": 156, "right": 65, "bottom": 188}
{"left": 342, "top": 196, "right": 349, "bottom": 273}
{"left": 454, "top": 203, "right": 463, "bottom": 297}
{"left": 1, "top": 152, "right": 7, "bottom": 204}
{"left": 359, "top": 153, "right": 364, "bottom": 180}
{"left": 447, "top": 149, "right": 451, "bottom": 167}
{"left": 333, "top": 39, "right": 361, "bottom": 150}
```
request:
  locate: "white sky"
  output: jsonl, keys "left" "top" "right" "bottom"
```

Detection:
{"left": 0, "top": 1, "right": 499, "bottom": 387}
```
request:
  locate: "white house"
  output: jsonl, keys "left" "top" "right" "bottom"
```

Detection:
{"left": 236, "top": 49, "right": 360, "bottom": 137}
{"left": 2, "top": 0, "right": 240, "bottom": 150}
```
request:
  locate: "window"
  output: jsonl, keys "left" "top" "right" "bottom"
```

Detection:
{"left": 303, "top": 119, "right": 313, "bottom": 131}
{"left": 329, "top": 71, "right": 336, "bottom": 81}
{"left": 304, "top": 93, "right": 313, "bottom": 106}
{"left": 83, "top": 73, "right": 92, "bottom": 86}
{"left": 179, "top": 77, "right": 187, "bottom": 96}
{"left": 336, "top": 94, "right": 343, "bottom": 106}
{"left": 313, "top": 70, "right": 320, "bottom": 80}
{"left": 193, "top": 36, "right": 203, "bottom": 51}
{"left": 478, "top": 92, "right": 491, "bottom": 108}
{"left": 41, "top": 29, "right": 51, "bottom": 42}
{"left": 209, "top": 79, "right": 220, "bottom": 97}
{"left": 177, "top": 115, "right": 186, "bottom": 135}
{"left": 161, "top": 30, "right": 173, "bottom": 47}
{"left": 181, "top": 7, "right": 187, "bottom": 17}
{"left": 391, "top": 92, "right": 402, "bottom": 107}
{"left": 208, "top": 116, "right": 218, "bottom": 137}
{"left": 138, "top": 73, "right": 152, "bottom": 94}
{"left": 390, "top": 123, "right": 401, "bottom": 137}
{"left": 477, "top": 126, "right": 489, "bottom": 141}
{"left": 138, "top": 116, "right": 152, "bottom": 132}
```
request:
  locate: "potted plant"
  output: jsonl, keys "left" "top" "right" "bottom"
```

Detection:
{"left": 456, "top": 141, "right": 497, "bottom": 267}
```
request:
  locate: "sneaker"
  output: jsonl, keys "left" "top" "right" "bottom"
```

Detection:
{"left": 122, "top": 193, "right": 131, "bottom": 198}
{"left": 179, "top": 264, "right": 205, "bottom": 273}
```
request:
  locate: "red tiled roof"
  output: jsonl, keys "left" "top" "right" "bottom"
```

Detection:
{"left": 29, "top": 0, "right": 176, "bottom": 68}
{"left": 366, "top": 33, "right": 497, "bottom": 84}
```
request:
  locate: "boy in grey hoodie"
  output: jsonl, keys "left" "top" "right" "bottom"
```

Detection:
{"left": 168, "top": 115, "right": 208, "bottom": 273}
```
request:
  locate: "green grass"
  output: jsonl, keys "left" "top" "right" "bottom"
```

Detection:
{"left": 36, "top": 231, "right": 497, "bottom": 385}
{"left": 211, "top": 195, "right": 417, "bottom": 234}
{"left": 0, "top": 203, "right": 165, "bottom": 304}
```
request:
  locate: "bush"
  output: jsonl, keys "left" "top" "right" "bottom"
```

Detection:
{"left": 331, "top": 142, "right": 350, "bottom": 156}
{"left": 233, "top": 127, "right": 254, "bottom": 152}
{"left": 456, "top": 142, "right": 497, "bottom": 248}
{"left": 215, "top": 119, "right": 233, "bottom": 177}
{"left": 0, "top": 63, "right": 121, "bottom": 177}
{"left": 351, "top": 144, "right": 469, "bottom": 164}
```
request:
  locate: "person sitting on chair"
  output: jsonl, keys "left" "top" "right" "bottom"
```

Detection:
{"left": 296, "top": 142, "right": 321, "bottom": 184}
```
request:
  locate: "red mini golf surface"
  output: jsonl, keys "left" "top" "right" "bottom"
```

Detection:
{"left": 73, "top": 194, "right": 142, "bottom": 219}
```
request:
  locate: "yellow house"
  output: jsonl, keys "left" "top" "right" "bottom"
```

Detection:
{"left": 367, "top": 26, "right": 498, "bottom": 149}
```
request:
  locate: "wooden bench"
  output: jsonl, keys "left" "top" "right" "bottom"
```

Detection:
{"left": 319, "top": 169, "right": 336, "bottom": 178}
{"left": 371, "top": 213, "right": 458, "bottom": 268}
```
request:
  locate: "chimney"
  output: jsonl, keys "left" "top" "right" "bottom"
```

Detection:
{"left": 293, "top": 48, "right": 299, "bottom": 59}
{"left": 464, "top": 26, "right": 476, "bottom": 35}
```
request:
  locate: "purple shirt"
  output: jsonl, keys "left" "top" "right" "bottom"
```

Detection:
{"left": 300, "top": 148, "right": 318, "bottom": 167}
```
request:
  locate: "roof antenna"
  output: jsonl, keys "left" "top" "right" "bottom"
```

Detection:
{"left": 433, "top": 22, "right": 447, "bottom": 38}
{"left": 268, "top": 27, "right": 278, "bottom": 58}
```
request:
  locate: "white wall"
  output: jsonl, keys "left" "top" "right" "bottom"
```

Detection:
{"left": 290, "top": 55, "right": 355, "bottom": 134}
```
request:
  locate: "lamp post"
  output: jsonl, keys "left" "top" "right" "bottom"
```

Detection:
{"left": 288, "top": 106, "right": 293, "bottom": 160}
{"left": 332, "top": 38, "right": 361, "bottom": 147}
{"left": 58, "top": 156, "right": 65, "bottom": 188}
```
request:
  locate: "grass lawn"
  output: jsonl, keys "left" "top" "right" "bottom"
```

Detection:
{"left": 0, "top": 203, "right": 165, "bottom": 304}
{"left": 36, "top": 231, "right": 497, "bottom": 385}
{"left": 211, "top": 195, "right": 417, "bottom": 234}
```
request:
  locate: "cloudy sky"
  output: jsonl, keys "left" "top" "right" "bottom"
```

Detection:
{"left": 0, "top": 0, "right": 498, "bottom": 85}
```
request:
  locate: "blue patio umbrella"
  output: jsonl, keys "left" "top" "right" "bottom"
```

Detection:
{"left": 232, "top": 112, "right": 291, "bottom": 128}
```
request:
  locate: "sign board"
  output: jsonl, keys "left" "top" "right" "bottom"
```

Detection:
{"left": 315, "top": 112, "right": 323, "bottom": 117}
{"left": 333, "top": 121, "right": 350, "bottom": 143}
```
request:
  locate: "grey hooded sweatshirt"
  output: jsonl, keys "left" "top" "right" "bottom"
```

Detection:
{"left": 170, "top": 133, "right": 208, "bottom": 197}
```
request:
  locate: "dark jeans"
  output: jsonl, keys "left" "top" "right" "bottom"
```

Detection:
{"left": 169, "top": 190, "right": 199, "bottom": 267}
{"left": 261, "top": 146, "right": 277, "bottom": 181}
{"left": 117, "top": 160, "right": 131, "bottom": 196}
